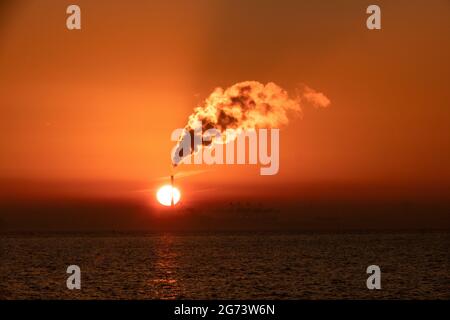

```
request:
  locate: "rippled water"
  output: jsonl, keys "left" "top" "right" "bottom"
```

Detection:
{"left": 1, "top": 232, "right": 448, "bottom": 299}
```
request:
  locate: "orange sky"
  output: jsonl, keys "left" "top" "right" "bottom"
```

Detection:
{"left": 1, "top": 0, "right": 449, "bottom": 207}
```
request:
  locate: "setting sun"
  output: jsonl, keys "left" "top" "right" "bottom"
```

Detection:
{"left": 156, "top": 185, "right": 181, "bottom": 206}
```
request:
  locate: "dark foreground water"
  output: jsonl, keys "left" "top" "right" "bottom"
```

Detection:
{"left": 0, "top": 232, "right": 448, "bottom": 299}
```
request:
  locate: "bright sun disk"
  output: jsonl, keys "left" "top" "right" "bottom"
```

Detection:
{"left": 156, "top": 185, "right": 181, "bottom": 206}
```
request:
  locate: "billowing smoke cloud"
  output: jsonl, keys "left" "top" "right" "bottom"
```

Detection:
{"left": 172, "top": 81, "right": 329, "bottom": 166}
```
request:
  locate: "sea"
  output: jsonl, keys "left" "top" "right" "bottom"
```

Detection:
{"left": 1, "top": 232, "right": 448, "bottom": 299}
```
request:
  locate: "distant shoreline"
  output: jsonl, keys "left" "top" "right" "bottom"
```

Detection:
{"left": 1, "top": 229, "right": 449, "bottom": 237}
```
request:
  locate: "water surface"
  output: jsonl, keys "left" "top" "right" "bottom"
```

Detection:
{"left": 1, "top": 232, "right": 448, "bottom": 299}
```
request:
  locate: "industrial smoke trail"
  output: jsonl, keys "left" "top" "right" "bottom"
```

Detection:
{"left": 172, "top": 81, "right": 330, "bottom": 166}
